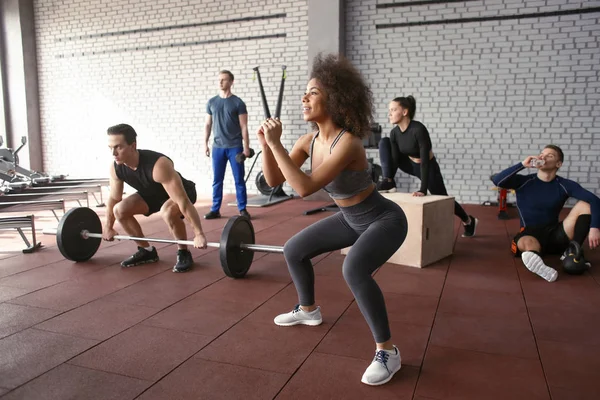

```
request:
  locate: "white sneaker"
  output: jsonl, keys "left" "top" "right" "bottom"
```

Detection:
{"left": 522, "top": 251, "right": 558, "bottom": 282}
{"left": 274, "top": 304, "right": 322, "bottom": 327}
{"left": 361, "top": 346, "right": 401, "bottom": 386}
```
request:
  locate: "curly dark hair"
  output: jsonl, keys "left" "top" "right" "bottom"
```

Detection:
{"left": 309, "top": 53, "right": 374, "bottom": 139}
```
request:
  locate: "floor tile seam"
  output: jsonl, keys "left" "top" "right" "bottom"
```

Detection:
{"left": 433, "top": 309, "right": 532, "bottom": 322}
{"left": 0, "top": 304, "right": 91, "bottom": 340}
{"left": 192, "top": 355, "right": 293, "bottom": 377}
{"left": 427, "top": 340, "right": 541, "bottom": 360}
{"left": 0, "top": 364, "right": 64, "bottom": 398}
{"left": 504, "top": 217, "right": 555, "bottom": 397}
{"left": 12, "top": 361, "right": 155, "bottom": 395}
{"left": 313, "top": 347, "right": 424, "bottom": 368}
{"left": 508, "top": 243, "right": 555, "bottom": 398}
{"left": 1, "top": 272, "right": 226, "bottom": 346}
{"left": 427, "top": 343, "right": 545, "bottom": 362}
{"left": 129, "top": 280, "right": 300, "bottom": 400}
{"left": 1, "top": 263, "right": 175, "bottom": 311}
{"left": 74, "top": 274, "right": 231, "bottom": 337}
{"left": 9, "top": 247, "right": 331, "bottom": 366}
{"left": 412, "top": 241, "right": 453, "bottom": 394}
{"left": 380, "top": 291, "right": 449, "bottom": 301}
{"left": 0, "top": 328, "right": 106, "bottom": 395}
{"left": 4, "top": 318, "right": 214, "bottom": 396}
{"left": 271, "top": 299, "right": 357, "bottom": 399}
{"left": 64, "top": 359, "right": 159, "bottom": 383}
{"left": 128, "top": 356, "right": 291, "bottom": 399}
{"left": 0, "top": 261, "right": 117, "bottom": 284}
{"left": 0, "top": 301, "right": 63, "bottom": 314}
{"left": 375, "top": 289, "right": 445, "bottom": 298}
{"left": 0, "top": 245, "right": 188, "bottom": 284}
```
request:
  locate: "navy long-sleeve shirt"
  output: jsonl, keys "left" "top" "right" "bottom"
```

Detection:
{"left": 492, "top": 162, "right": 600, "bottom": 229}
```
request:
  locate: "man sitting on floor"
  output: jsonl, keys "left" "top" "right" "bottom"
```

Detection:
{"left": 103, "top": 123, "right": 207, "bottom": 272}
{"left": 492, "top": 144, "right": 600, "bottom": 282}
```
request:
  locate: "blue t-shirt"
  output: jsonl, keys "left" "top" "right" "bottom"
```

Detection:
{"left": 492, "top": 162, "right": 600, "bottom": 228}
{"left": 206, "top": 95, "right": 247, "bottom": 148}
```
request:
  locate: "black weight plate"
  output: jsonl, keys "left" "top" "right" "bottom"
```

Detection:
{"left": 220, "top": 215, "right": 255, "bottom": 278}
{"left": 255, "top": 171, "right": 284, "bottom": 196}
{"left": 56, "top": 207, "right": 102, "bottom": 262}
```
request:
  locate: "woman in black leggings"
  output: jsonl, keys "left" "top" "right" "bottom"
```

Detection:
{"left": 257, "top": 53, "right": 407, "bottom": 386}
{"left": 377, "top": 96, "right": 477, "bottom": 237}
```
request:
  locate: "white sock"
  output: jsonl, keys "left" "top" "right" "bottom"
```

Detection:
{"left": 382, "top": 347, "right": 397, "bottom": 355}
{"left": 145, "top": 246, "right": 154, "bottom": 251}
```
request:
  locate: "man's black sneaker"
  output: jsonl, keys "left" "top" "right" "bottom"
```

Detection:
{"left": 240, "top": 209, "right": 251, "bottom": 219}
{"left": 376, "top": 179, "right": 397, "bottom": 193}
{"left": 173, "top": 249, "right": 193, "bottom": 273}
{"left": 121, "top": 246, "right": 159, "bottom": 268}
{"left": 462, "top": 215, "right": 478, "bottom": 237}
{"left": 204, "top": 210, "right": 221, "bottom": 219}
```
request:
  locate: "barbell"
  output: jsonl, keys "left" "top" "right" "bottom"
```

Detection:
{"left": 43, "top": 207, "right": 283, "bottom": 278}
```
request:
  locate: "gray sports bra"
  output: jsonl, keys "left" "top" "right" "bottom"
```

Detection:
{"left": 309, "top": 130, "right": 373, "bottom": 200}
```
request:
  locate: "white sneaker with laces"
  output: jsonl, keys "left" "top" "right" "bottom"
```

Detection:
{"left": 361, "top": 346, "right": 401, "bottom": 386}
{"left": 274, "top": 304, "right": 322, "bottom": 327}
{"left": 522, "top": 251, "right": 558, "bottom": 282}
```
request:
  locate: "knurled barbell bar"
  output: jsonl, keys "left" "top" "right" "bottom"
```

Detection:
{"left": 42, "top": 207, "right": 283, "bottom": 278}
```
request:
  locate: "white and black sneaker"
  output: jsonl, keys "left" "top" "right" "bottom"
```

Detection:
{"left": 274, "top": 304, "right": 322, "bottom": 326}
{"left": 361, "top": 346, "right": 401, "bottom": 386}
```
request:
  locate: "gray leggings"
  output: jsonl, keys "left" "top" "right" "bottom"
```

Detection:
{"left": 283, "top": 190, "right": 408, "bottom": 343}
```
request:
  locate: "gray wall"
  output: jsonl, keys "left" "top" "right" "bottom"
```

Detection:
{"left": 347, "top": 0, "right": 600, "bottom": 203}
{"left": 29, "top": 0, "right": 600, "bottom": 204}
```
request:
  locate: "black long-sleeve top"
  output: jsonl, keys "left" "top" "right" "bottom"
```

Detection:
{"left": 390, "top": 120, "right": 433, "bottom": 193}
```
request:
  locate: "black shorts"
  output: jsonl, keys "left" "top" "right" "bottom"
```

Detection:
{"left": 511, "top": 222, "right": 570, "bottom": 257}
{"left": 139, "top": 183, "right": 197, "bottom": 217}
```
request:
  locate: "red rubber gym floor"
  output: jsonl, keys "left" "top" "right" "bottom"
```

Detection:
{"left": 1, "top": 195, "right": 599, "bottom": 399}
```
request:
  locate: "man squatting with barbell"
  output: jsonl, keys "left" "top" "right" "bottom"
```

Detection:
{"left": 102, "top": 123, "right": 208, "bottom": 273}
{"left": 492, "top": 144, "right": 600, "bottom": 282}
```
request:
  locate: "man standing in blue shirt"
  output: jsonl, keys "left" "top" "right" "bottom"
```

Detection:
{"left": 204, "top": 70, "right": 251, "bottom": 219}
{"left": 492, "top": 145, "right": 600, "bottom": 282}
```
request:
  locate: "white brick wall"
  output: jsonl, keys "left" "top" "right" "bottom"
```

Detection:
{"left": 33, "top": 0, "right": 600, "bottom": 206}
{"left": 347, "top": 0, "right": 600, "bottom": 205}
{"left": 34, "top": 0, "right": 309, "bottom": 198}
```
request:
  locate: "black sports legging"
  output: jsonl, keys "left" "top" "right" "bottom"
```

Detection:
{"left": 283, "top": 190, "right": 407, "bottom": 343}
{"left": 379, "top": 137, "right": 469, "bottom": 222}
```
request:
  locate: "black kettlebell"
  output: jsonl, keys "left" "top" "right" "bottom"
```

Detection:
{"left": 562, "top": 241, "right": 589, "bottom": 275}
{"left": 235, "top": 148, "right": 255, "bottom": 163}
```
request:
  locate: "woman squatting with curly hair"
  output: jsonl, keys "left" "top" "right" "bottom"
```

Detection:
{"left": 257, "top": 53, "right": 408, "bottom": 386}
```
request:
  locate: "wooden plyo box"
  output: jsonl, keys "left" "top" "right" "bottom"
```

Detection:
{"left": 341, "top": 193, "right": 455, "bottom": 268}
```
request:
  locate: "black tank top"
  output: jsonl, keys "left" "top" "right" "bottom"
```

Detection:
{"left": 114, "top": 149, "right": 194, "bottom": 200}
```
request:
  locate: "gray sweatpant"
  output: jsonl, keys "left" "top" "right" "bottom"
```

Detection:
{"left": 283, "top": 190, "right": 408, "bottom": 343}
